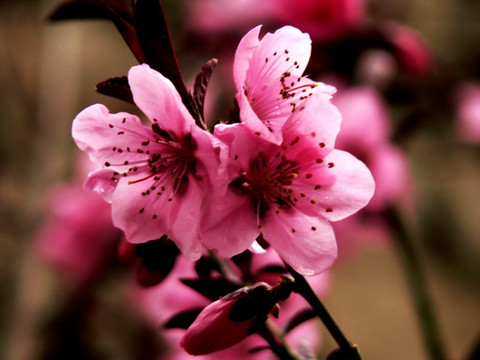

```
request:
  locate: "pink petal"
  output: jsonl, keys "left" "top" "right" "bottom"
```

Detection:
{"left": 201, "top": 190, "right": 260, "bottom": 258}
{"left": 307, "top": 149, "right": 375, "bottom": 221}
{"left": 111, "top": 177, "right": 172, "bottom": 245}
{"left": 128, "top": 64, "right": 195, "bottom": 135}
{"left": 169, "top": 176, "right": 206, "bottom": 261}
{"left": 233, "top": 25, "right": 263, "bottom": 92}
{"left": 84, "top": 168, "right": 118, "bottom": 202}
{"left": 284, "top": 91, "right": 342, "bottom": 150}
{"left": 72, "top": 104, "right": 152, "bottom": 168}
{"left": 262, "top": 210, "right": 337, "bottom": 275}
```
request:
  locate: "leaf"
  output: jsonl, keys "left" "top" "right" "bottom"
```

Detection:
{"left": 282, "top": 308, "right": 316, "bottom": 335}
{"left": 248, "top": 346, "right": 271, "bottom": 354}
{"left": 180, "top": 278, "right": 241, "bottom": 301}
{"left": 101, "top": 0, "right": 144, "bottom": 62}
{"left": 49, "top": 0, "right": 144, "bottom": 62}
{"left": 96, "top": 76, "right": 134, "bottom": 104}
{"left": 48, "top": 0, "right": 109, "bottom": 21}
{"left": 134, "top": 0, "right": 197, "bottom": 119}
{"left": 193, "top": 58, "right": 217, "bottom": 123}
{"left": 163, "top": 307, "right": 203, "bottom": 329}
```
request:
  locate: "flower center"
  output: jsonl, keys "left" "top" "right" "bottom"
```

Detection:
{"left": 230, "top": 151, "right": 299, "bottom": 220}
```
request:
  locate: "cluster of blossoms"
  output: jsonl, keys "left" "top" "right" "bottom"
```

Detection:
{"left": 73, "top": 25, "right": 375, "bottom": 278}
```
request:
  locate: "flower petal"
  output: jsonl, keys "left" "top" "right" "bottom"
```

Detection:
{"left": 303, "top": 149, "right": 375, "bottom": 221}
{"left": 72, "top": 104, "right": 149, "bottom": 168}
{"left": 84, "top": 168, "right": 118, "bottom": 202}
{"left": 128, "top": 64, "right": 195, "bottom": 135}
{"left": 201, "top": 190, "right": 260, "bottom": 258}
{"left": 262, "top": 210, "right": 337, "bottom": 275}
{"left": 111, "top": 177, "right": 172, "bottom": 245}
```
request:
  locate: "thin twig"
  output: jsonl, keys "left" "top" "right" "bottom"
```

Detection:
{"left": 384, "top": 206, "right": 447, "bottom": 360}
{"left": 284, "top": 263, "right": 363, "bottom": 360}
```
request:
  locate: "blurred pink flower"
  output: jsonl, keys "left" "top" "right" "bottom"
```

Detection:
{"left": 381, "top": 22, "right": 434, "bottom": 76}
{"left": 201, "top": 93, "right": 375, "bottom": 275}
{"left": 187, "top": 0, "right": 276, "bottom": 33}
{"left": 72, "top": 64, "right": 222, "bottom": 260}
{"left": 234, "top": 25, "right": 335, "bottom": 145}
{"left": 34, "top": 184, "right": 122, "bottom": 283}
{"left": 333, "top": 87, "right": 410, "bottom": 210}
{"left": 274, "top": 0, "right": 366, "bottom": 42}
{"left": 186, "top": 0, "right": 365, "bottom": 42}
{"left": 456, "top": 82, "right": 480, "bottom": 143}
{"left": 332, "top": 87, "right": 411, "bottom": 255}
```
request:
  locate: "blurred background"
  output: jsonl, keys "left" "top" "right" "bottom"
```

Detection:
{"left": 1, "top": 0, "right": 480, "bottom": 359}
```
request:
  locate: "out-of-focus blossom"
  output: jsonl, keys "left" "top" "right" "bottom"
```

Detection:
{"left": 356, "top": 50, "right": 398, "bottom": 88}
{"left": 456, "top": 82, "right": 480, "bottom": 143}
{"left": 332, "top": 87, "right": 411, "bottom": 255}
{"left": 234, "top": 25, "right": 335, "bottom": 145}
{"left": 274, "top": 0, "right": 366, "bottom": 42}
{"left": 187, "top": 0, "right": 276, "bottom": 33}
{"left": 34, "top": 184, "right": 123, "bottom": 283}
{"left": 334, "top": 87, "right": 410, "bottom": 210}
{"left": 381, "top": 22, "right": 434, "bottom": 76}
{"left": 72, "top": 64, "right": 222, "bottom": 260}
{"left": 201, "top": 92, "right": 375, "bottom": 275}
{"left": 186, "top": 0, "right": 365, "bottom": 42}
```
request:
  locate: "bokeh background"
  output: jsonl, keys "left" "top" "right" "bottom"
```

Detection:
{"left": 1, "top": 0, "right": 480, "bottom": 359}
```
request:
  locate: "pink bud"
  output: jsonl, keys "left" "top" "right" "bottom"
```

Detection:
{"left": 180, "top": 297, "right": 252, "bottom": 355}
{"left": 181, "top": 283, "right": 279, "bottom": 355}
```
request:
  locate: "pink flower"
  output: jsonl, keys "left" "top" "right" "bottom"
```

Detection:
{"left": 187, "top": 0, "right": 276, "bottom": 33}
{"left": 381, "top": 22, "right": 434, "bottom": 76}
{"left": 34, "top": 184, "right": 122, "bottom": 283}
{"left": 72, "top": 64, "right": 221, "bottom": 260}
{"left": 456, "top": 82, "right": 480, "bottom": 143}
{"left": 274, "top": 0, "right": 366, "bottom": 42}
{"left": 234, "top": 25, "right": 335, "bottom": 145}
{"left": 332, "top": 87, "right": 412, "bottom": 256}
{"left": 333, "top": 87, "right": 410, "bottom": 210}
{"left": 201, "top": 93, "right": 375, "bottom": 275}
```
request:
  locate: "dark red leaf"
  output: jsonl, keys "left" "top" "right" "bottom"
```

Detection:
{"left": 163, "top": 307, "right": 204, "bottom": 329}
{"left": 193, "top": 58, "right": 217, "bottom": 124}
{"left": 96, "top": 76, "right": 134, "bottom": 104}
{"left": 48, "top": 0, "right": 109, "bottom": 21}
{"left": 180, "top": 278, "right": 241, "bottom": 301}
{"left": 133, "top": 0, "right": 197, "bottom": 119}
{"left": 282, "top": 308, "right": 316, "bottom": 335}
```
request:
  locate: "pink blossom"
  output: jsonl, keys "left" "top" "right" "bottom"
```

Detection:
{"left": 34, "top": 184, "right": 122, "bottom": 283}
{"left": 381, "top": 22, "right": 434, "bottom": 76}
{"left": 333, "top": 87, "right": 410, "bottom": 210}
{"left": 456, "top": 82, "right": 480, "bottom": 143}
{"left": 274, "top": 0, "right": 366, "bottom": 42}
{"left": 332, "top": 87, "right": 412, "bottom": 256}
{"left": 234, "top": 25, "right": 336, "bottom": 145}
{"left": 201, "top": 93, "right": 375, "bottom": 275}
{"left": 72, "top": 64, "right": 221, "bottom": 260}
{"left": 187, "top": 0, "right": 276, "bottom": 33}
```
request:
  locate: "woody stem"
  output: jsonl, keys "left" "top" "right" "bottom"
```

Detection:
{"left": 284, "top": 262, "right": 363, "bottom": 360}
{"left": 257, "top": 320, "right": 299, "bottom": 360}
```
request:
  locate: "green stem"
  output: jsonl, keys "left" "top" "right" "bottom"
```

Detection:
{"left": 384, "top": 206, "right": 447, "bottom": 360}
{"left": 284, "top": 263, "right": 363, "bottom": 360}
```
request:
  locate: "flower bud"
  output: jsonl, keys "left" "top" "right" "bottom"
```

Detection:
{"left": 181, "top": 282, "right": 287, "bottom": 355}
